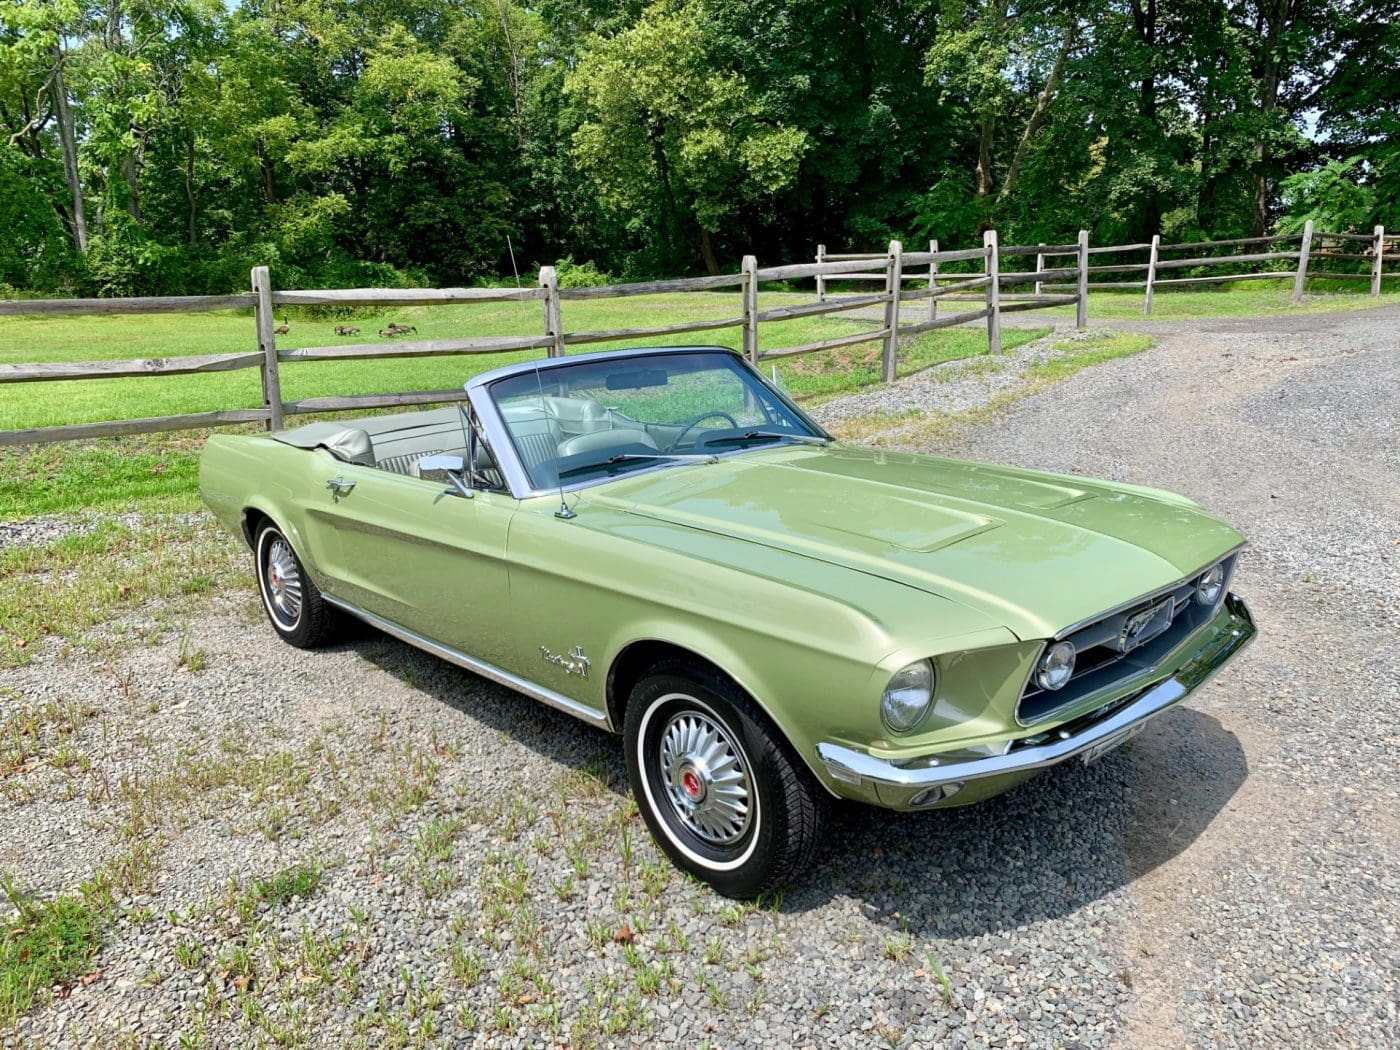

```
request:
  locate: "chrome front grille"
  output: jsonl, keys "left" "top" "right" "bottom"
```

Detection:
{"left": 1017, "top": 555, "right": 1237, "bottom": 725}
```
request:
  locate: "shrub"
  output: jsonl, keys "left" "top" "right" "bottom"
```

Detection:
{"left": 551, "top": 256, "right": 614, "bottom": 288}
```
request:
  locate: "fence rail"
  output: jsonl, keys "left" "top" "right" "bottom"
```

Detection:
{"left": 2, "top": 222, "right": 1395, "bottom": 446}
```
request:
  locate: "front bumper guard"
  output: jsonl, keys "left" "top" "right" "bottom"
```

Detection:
{"left": 815, "top": 595, "right": 1256, "bottom": 808}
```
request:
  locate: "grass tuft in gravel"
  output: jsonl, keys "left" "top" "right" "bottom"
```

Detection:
{"left": 0, "top": 516, "right": 246, "bottom": 668}
{"left": 0, "top": 876, "right": 104, "bottom": 1026}
{"left": 227, "top": 864, "right": 322, "bottom": 924}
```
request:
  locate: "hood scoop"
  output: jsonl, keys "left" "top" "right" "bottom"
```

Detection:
{"left": 596, "top": 469, "right": 1004, "bottom": 559}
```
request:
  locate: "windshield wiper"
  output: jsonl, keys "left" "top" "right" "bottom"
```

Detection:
{"left": 556, "top": 452, "right": 717, "bottom": 480}
{"left": 700, "top": 430, "right": 830, "bottom": 448}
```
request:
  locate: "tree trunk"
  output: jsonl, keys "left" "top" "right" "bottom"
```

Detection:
{"left": 184, "top": 133, "right": 198, "bottom": 245}
{"left": 976, "top": 115, "right": 994, "bottom": 199}
{"left": 649, "top": 123, "right": 684, "bottom": 270}
{"left": 1130, "top": 0, "right": 1158, "bottom": 121}
{"left": 700, "top": 228, "right": 719, "bottom": 275}
{"left": 497, "top": 0, "right": 525, "bottom": 149}
{"left": 1252, "top": 0, "right": 1292, "bottom": 237}
{"left": 256, "top": 141, "right": 278, "bottom": 205}
{"left": 997, "top": 24, "right": 1077, "bottom": 208}
{"left": 50, "top": 52, "right": 88, "bottom": 252}
{"left": 121, "top": 151, "right": 141, "bottom": 221}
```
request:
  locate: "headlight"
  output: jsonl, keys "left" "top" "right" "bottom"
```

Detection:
{"left": 1195, "top": 562, "right": 1226, "bottom": 606}
{"left": 881, "top": 659, "right": 934, "bottom": 733}
{"left": 1035, "top": 641, "right": 1076, "bottom": 691}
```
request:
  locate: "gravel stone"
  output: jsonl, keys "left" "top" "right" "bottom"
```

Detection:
{"left": 2, "top": 306, "right": 1396, "bottom": 1047}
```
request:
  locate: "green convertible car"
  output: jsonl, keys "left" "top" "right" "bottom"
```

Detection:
{"left": 200, "top": 345, "right": 1255, "bottom": 896}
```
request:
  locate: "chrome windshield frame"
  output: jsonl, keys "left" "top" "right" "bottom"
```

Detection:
{"left": 463, "top": 346, "right": 832, "bottom": 501}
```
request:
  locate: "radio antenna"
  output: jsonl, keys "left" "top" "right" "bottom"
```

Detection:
{"left": 508, "top": 236, "right": 575, "bottom": 520}
{"left": 506, "top": 235, "right": 571, "bottom": 523}
{"left": 506, "top": 234, "right": 529, "bottom": 318}
{"left": 534, "top": 356, "right": 575, "bottom": 520}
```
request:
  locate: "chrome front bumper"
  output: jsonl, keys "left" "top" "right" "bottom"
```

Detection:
{"left": 815, "top": 595, "right": 1256, "bottom": 809}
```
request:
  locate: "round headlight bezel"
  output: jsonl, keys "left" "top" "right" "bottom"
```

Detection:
{"left": 1195, "top": 562, "right": 1226, "bottom": 606}
{"left": 881, "top": 659, "right": 935, "bottom": 734}
{"left": 1035, "top": 640, "right": 1077, "bottom": 692}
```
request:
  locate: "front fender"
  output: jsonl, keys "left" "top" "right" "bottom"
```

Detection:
{"left": 599, "top": 615, "right": 889, "bottom": 798}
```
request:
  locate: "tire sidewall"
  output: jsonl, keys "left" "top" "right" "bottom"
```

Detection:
{"left": 625, "top": 672, "right": 786, "bottom": 896}
{"left": 255, "top": 524, "right": 308, "bottom": 644}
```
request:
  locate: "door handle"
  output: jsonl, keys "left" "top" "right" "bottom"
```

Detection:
{"left": 325, "top": 477, "right": 356, "bottom": 500}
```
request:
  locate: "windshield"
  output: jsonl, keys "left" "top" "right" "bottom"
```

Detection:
{"left": 487, "top": 350, "right": 825, "bottom": 490}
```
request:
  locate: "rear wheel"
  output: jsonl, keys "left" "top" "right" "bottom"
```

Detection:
{"left": 624, "top": 662, "right": 825, "bottom": 898}
{"left": 254, "top": 522, "right": 340, "bottom": 648}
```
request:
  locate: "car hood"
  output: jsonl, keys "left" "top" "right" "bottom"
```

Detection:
{"left": 581, "top": 444, "right": 1243, "bottom": 641}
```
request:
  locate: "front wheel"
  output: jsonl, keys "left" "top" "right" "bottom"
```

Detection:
{"left": 254, "top": 522, "right": 340, "bottom": 649}
{"left": 624, "top": 663, "right": 826, "bottom": 898}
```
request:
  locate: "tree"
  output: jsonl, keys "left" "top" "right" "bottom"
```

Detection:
{"left": 567, "top": 0, "right": 808, "bottom": 272}
{"left": 0, "top": 0, "right": 89, "bottom": 252}
{"left": 924, "top": 0, "right": 1083, "bottom": 226}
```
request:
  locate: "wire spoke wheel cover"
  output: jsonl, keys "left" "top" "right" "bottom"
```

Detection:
{"left": 626, "top": 669, "right": 825, "bottom": 896}
{"left": 658, "top": 709, "right": 752, "bottom": 845}
{"left": 259, "top": 533, "right": 303, "bottom": 629}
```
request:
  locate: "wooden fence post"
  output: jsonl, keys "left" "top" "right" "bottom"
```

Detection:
{"left": 928, "top": 239, "right": 939, "bottom": 322}
{"left": 742, "top": 255, "right": 759, "bottom": 364}
{"left": 816, "top": 244, "right": 827, "bottom": 302}
{"left": 1143, "top": 234, "right": 1160, "bottom": 315}
{"left": 1076, "top": 229, "right": 1089, "bottom": 329}
{"left": 251, "top": 265, "right": 282, "bottom": 431}
{"left": 1372, "top": 225, "right": 1385, "bottom": 297}
{"left": 881, "top": 240, "right": 903, "bottom": 382}
{"left": 984, "top": 229, "right": 1001, "bottom": 355}
{"left": 1034, "top": 242, "right": 1046, "bottom": 296}
{"left": 539, "top": 265, "right": 564, "bottom": 358}
{"left": 1292, "top": 219, "right": 1313, "bottom": 303}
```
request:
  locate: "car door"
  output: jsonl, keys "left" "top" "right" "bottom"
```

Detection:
{"left": 305, "top": 452, "right": 515, "bottom": 665}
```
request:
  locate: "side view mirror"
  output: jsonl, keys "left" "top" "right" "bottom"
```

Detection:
{"left": 417, "top": 454, "right": 474, "bottom": 499}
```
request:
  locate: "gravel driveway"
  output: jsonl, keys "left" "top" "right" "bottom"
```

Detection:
{"left": 3, "top": 307, "right": 1397, "bottom": 1048}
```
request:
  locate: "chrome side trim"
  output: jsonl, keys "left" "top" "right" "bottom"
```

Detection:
{"left": 322, "top": 594, "right": 614, "bottom": 732}
{"left": 816, "top": 595, "right": 1255, "bottom": 799}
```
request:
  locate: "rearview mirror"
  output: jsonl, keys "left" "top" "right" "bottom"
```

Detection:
{"left": 606, "top": 369, "right": 668, "bottom": 391}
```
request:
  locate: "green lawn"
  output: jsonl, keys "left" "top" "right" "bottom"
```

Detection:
{"left": 873, "top": 276, "right": 1400, "bottom": 320}
{"left": 0, "top": 292, "right": 1035, "bottom": 431}
{"left": 2, "top": 278, "right": 1391, "bottom": 520}
{"left": 0, "top": 293, "right": 1044, "bottom": 518}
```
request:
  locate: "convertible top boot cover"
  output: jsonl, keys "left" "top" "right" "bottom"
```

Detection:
{"left": 316, "top": 428, "right": 376, "bottom": 467}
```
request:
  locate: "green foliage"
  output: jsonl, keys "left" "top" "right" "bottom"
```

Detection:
{"left": 0, "top": 147, "right": 74, "bottom": 288}
{"left": 0, "top": 1, "right": 1393, "bottom": 290}
{"left": 552, "top": 256, "right": 614, "bottom": 288}
{"left": 566, "top": 0, "right": 808, "bottom": 271}
{"left": 1277, "top": 158, "right": 1378, "bottom": 235}
{"left": 81, "top": 212, "right": 183, "bottom": 296}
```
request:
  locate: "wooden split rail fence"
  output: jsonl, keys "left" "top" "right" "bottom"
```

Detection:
{"left": 0, "top": 235, "right": 1056, "bottom": 446}
{"left": 1, "top": 223, "right": 1394, "bottom": 446}
{"left": 818, "top": 220, "right": 1398, "bottom": 317}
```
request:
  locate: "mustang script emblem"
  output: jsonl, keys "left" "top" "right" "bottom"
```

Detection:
{"left": 540, "top": 644, "right": 590, "bottom": 678}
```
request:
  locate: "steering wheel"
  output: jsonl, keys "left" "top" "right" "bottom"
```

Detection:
{"left": 669, "top": 411, "right": 739, "bottom": 451}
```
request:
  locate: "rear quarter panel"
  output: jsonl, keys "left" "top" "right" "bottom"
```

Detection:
{"left": 199, "top": 434, "right": 330, "bottom": 579}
